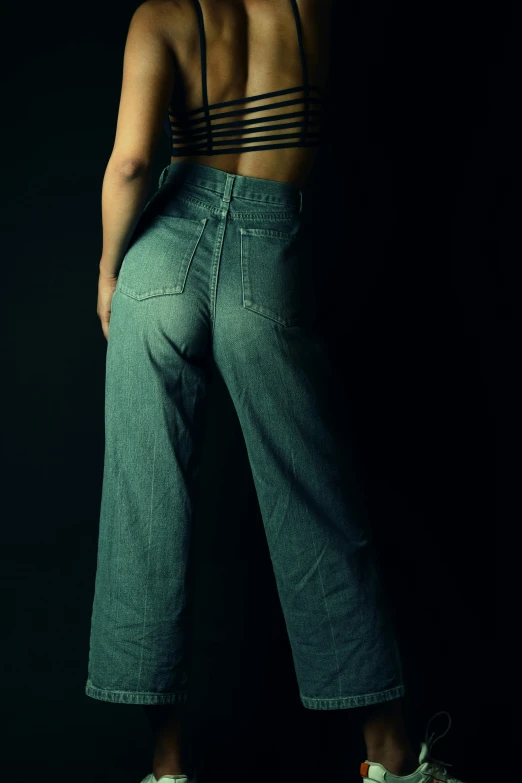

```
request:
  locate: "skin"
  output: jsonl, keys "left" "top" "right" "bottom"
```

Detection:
{"left": 145, "top": 698, "right": 420, "bottom": 779}
{"left": 159, "top": 0, "right": 335, "bottom": 188}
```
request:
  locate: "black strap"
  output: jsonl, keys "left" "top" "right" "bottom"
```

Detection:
{"left": 191, "top": 0, "right": 310, "bottom": 153}
{"left": 192, "top": 0, "right": 212, "bottom": 155}
{"left": 289, "top": 0, "right": 310, "bottom": 144}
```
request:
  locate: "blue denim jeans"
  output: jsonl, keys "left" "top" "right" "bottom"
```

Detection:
{"left": 85, "top": 161, "right": 405, "bottom": 710}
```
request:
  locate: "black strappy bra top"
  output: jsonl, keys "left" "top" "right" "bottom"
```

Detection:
{"left": 163, "top": 0, "right": 329, "bottom": 157}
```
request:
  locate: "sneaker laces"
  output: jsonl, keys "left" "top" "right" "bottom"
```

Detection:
{"left": 419, "top": 710, "right": 460, "bottom": 783}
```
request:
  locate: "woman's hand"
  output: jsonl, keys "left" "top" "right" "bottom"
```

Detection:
{"left": 97, "top": 270, "right": 119, "bottom": 341}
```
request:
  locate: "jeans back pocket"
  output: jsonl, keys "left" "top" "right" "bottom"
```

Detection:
{"left": 240, "top": 226, "right": 312, "bottom": 328}
{"left": 118, "top": 215, "right": 208, "bottom": 300}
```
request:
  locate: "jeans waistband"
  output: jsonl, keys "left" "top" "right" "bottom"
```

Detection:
{"left": 158, "top": 161, "right": 304, "bottom": 214}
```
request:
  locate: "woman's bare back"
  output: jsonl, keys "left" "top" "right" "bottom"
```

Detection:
{"left": 158, "top": 0, "right": 334, "bottom": 188}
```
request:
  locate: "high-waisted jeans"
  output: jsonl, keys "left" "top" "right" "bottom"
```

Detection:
{"left": 85, "top": 160, "right": 405, "bottom": 710}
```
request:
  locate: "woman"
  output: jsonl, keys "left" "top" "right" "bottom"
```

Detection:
{"left": 88, "top": 2, "right": 466, "bottom": 782}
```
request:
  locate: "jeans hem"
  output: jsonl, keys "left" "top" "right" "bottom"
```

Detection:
{"left": 85, "top": 679, "right": 188, "bottom": 706}
{"left": 299, "top": 684, "right": 406, "bottom": 710}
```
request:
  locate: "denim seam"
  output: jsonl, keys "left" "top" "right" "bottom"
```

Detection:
{"left": 174, "top": 192, "right": 298, "bottom": 218}
{"left": 85, "top": 680, "right": 189, "bottom": 705}
{"left": 300, "top": 685, "right": 406, "bottom": 710}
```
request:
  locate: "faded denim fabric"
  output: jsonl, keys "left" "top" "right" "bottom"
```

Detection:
{"left": 85, "top": 161, "right": 405, "bottom": 709}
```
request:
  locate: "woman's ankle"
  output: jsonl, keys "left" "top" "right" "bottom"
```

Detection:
{"left": 366, "top": 749, "right": 419, "bottom": 776}
{"left": 359, "top": 697, "right": 417, "bottom": 775}
{"left": 152, "top": 764, "right": 187, "bottom": 780}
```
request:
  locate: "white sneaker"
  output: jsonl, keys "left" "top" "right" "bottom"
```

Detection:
{"left": 360, "top": 710, "right": 467, "bottom": 782}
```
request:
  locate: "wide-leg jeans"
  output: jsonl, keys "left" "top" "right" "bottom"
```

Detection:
{"left": 85, "top": 161, "right": 405, "bottom": 710}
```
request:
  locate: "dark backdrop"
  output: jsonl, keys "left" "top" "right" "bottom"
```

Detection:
{"left": 1, "top": 1, "right": 516, "bottom": 781}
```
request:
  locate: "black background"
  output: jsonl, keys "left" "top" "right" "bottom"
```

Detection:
{"left": 1, "top": 0, "right": 517, "bottom": 781}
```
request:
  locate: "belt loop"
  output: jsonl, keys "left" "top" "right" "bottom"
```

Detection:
{"left": 223, "top": 173, "right": 235, "bottom": 203}
{"left": 159, "top": 164, "right": 169, "bottom": 188}
{"left": 299, "top": 189, "right": 303, "bottom": 214}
